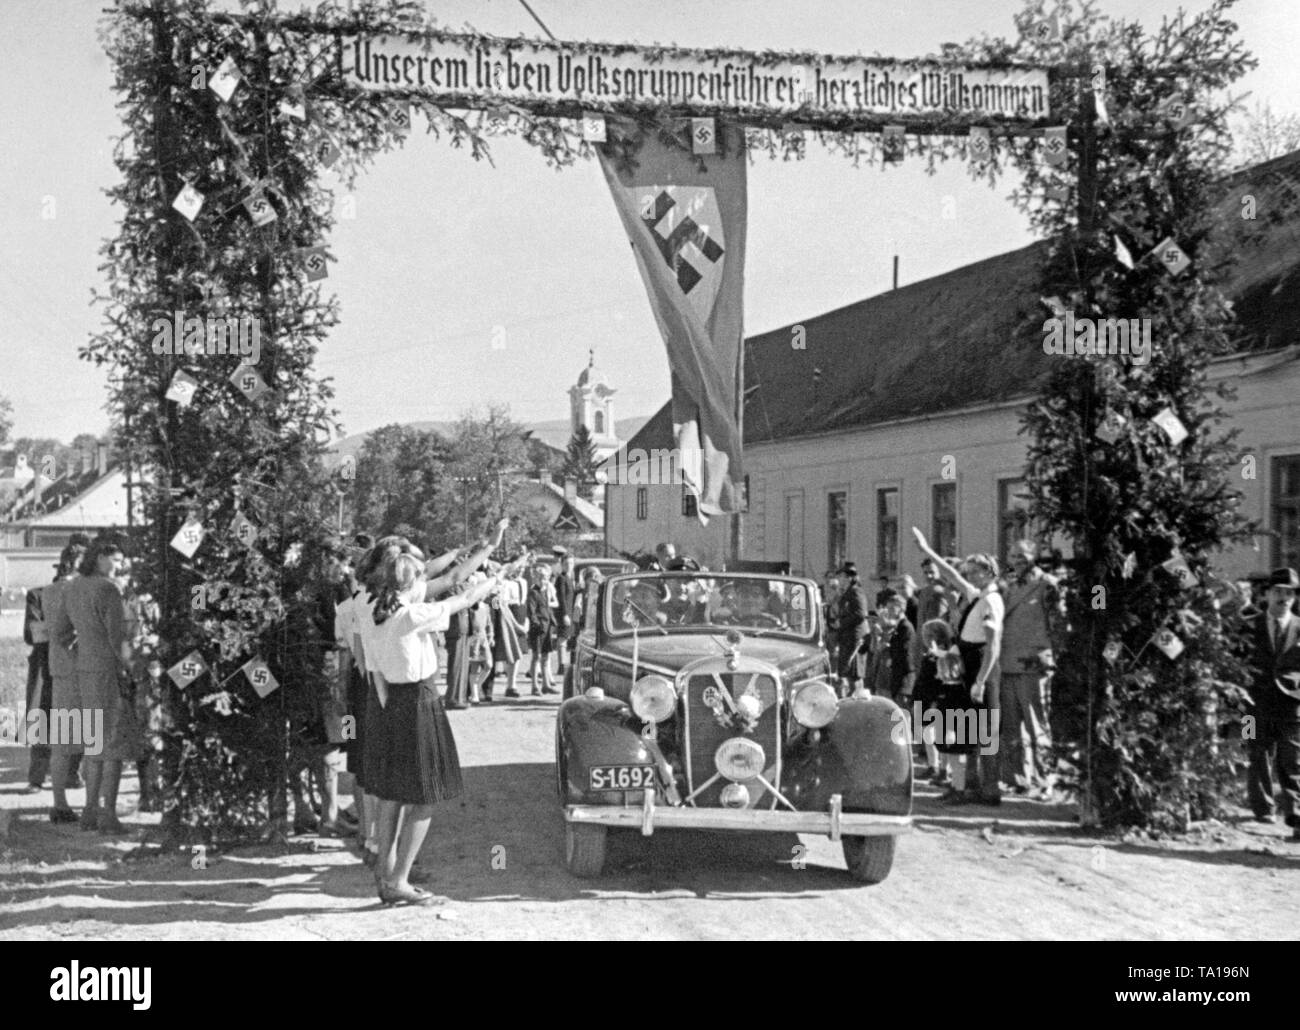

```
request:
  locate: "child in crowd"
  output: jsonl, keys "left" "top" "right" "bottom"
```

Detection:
{"left": 916, "top": 618, "right": 964, "bottom": 786}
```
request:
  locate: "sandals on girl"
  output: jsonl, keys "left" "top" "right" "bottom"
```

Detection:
{"left": 377, "top": 881, "right": 442, "bottom": 906}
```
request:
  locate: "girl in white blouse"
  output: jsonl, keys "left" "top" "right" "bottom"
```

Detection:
{"left": 367, "top": 552, "right": 500, "bottom": 905}
{"left": 911, "top": 528, "right": 1005, "bottom": 805}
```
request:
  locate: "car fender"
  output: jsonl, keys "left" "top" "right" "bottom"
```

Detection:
{"left": 782, "top": 695, "right": 912, "bottom": 816}
{"left": 555, "top": 693, "right": 655, "bottom": 805}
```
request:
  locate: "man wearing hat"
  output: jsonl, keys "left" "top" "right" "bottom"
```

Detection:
{"left": 999, "top": 540, "right": 1060, "bottom": 796}
{"left": 1245, "top": 567, "right": 1300, "bottom": 838}
{"left": 835, "top": 562, "right": 869, "bottom": 696}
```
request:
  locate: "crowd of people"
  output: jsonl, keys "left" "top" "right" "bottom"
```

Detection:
{"left": 19, "top": 517, "right": 1299, "bottom": 878}
{"left": 822, "top": 531, "right": 1300, "bottom": 830}
{"left": 822, "top": 533, "right": 1058, "bottom": 807}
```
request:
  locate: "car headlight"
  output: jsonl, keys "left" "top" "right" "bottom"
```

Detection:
{"left": 792, "top": 680, "right": 839, "bottom": 729}
{"left": 715, "top": 737, "right": 766, "bottom": 781}
{"left": 630, "top": 675, "right": 676, "bottom": 723}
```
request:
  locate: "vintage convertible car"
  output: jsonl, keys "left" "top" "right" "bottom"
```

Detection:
{"left": 556, "top": 571, "right": 912, "bottom": 882}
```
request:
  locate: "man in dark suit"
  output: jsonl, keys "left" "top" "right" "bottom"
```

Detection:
{"left": 836, "top": 562, "right": 869, "bottom": 697}
{"left": 553, "top": 549, "right": 575, "bottom": 675}
{"left": 1245, "top": 566, "right": 1300, "bottom": 840}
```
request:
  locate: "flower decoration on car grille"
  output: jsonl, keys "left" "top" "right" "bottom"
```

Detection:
{"left": 700, "top": 680, "right": 763, "bottom": 733}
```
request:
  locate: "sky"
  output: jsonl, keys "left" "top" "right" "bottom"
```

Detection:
{"left": 0, "top": 0, "right": 1297, "bottom": 445}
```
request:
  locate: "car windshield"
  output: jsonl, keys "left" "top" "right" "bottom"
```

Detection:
{"left": 604, "top": 574, "right": 816, "bottom": 639}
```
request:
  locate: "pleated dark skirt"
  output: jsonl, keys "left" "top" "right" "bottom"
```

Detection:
{"left": 345, "top": 663, "right": 369, "bottom": 789}
{"left": 366, "top": 675, "right": 464, "bottom": 805}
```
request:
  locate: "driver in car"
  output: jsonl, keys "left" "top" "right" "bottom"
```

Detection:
{"left": 619, "top": 579, "right": 667, "bottom": 628}
{"left": 714, "top": 579, "right": 787, "bottom": 629}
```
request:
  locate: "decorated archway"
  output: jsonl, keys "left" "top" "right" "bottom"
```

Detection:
{"left": 96, "top": 0, "right": 1255, "bottom": 838}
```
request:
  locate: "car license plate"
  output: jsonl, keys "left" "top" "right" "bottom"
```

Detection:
{"left": 589, "top": 764, "right": 657, "bottom": 791}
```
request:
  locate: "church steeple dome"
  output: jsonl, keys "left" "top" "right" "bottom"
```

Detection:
{"left": 569, "top": 349, "right": 618, "bottom": 455}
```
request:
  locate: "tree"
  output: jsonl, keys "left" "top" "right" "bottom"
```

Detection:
{"left": 561, "top": 424, "right": 600, "bottom": 500}
{"left": 1235, "top": 101, "right": 1300, "bottom": 166}
{"left": 348, "top": 424, "right": 455, "bottom": 544}
{"left": 0, "top": 395, "right": 12, "bottom": 447}
{"left": 982, "top": 0, "right": 1259, "bottom": 829}
{"left": 446, "top": 404, "right": 531, "bottom": 541}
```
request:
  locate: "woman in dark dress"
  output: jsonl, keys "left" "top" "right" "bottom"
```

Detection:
{"left": 442, "top": 594, "right": 471, "bottom": 709}
{"left": 367, "top": 552, "right": 501, "bottom": 905}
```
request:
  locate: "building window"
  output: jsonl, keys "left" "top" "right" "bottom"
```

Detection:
{"left": 636, "top": 487, "right": 648, "bottom": 520}
{"left": 682, "top": 488, "right": 698, "bottom": 518}
{"left": 1273, "top": 455, "right": 1300, "bottom": 570}
{"left": 740, "top": 475, "right": 750, "bottom": 513}
{"left": 932, "top": 482, "right": 957, "bottom": 558}
{"left": 876, "top": 488, "right": 898, "bottom": 577}
{"left": 998, "top": 477, "right": 1032, "bottom": 564}
{"left": 594, "top": 410, "right": 605, "bottom": 435}
{"left": 827, "top": 490, "right": 848, "bottom": 575}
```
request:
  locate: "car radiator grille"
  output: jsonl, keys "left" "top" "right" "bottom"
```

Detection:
{"left": 683, "top": 668, "right": 781, "bottom": 808}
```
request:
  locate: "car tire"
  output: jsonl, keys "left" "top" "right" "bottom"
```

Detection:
{"left": 564, "top": 821, "right": 607, "bottom": 878}
{"left": 842, "top": 835, "right": 896, "bottom": 884}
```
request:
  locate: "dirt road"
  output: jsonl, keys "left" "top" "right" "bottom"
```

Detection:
{"left": 1, "top": 694, "right": 1297, "bottom": 940}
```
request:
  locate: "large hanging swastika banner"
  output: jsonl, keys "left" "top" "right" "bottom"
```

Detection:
{"left": 340, "top": 32, "right": 1051, "bottom": 126}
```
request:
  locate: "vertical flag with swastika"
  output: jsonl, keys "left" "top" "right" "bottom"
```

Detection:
{"left": 597, "top": 120, "right": 747, "bottom": 520}
{"left": 242, "top": 658, "right": 279, "bottom": 698}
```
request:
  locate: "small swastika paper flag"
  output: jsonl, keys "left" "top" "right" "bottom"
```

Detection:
{"left": 243, "top": 191, "right": 277, "bottom": 226}
{"left": 388, "top": 104, "right": 411, "bottom": 135}
{"left": 1153, "top": 629, "right": 1185, "bottom": 660}
{"left": 299, "top": 246, "right": 328, "bottom": 281}
{"left": 209, "top": 56, "right": 242, "bottom": 102}
{"left": 1102, "top": 640, "right": 1123, "bottom": 663}
{"left": 1031, "top": 12, "right": 1060, "bottom": 42}
{"left": 231, "top": 512, "right": 258, "bottom": 547}
{"left": 1095, "top": 410, "right": 1127, "bottom": 444}
{"left": 691, "top": 117, "right": 716, "bottom": 154}
{"left": 170, "top": 517, "right": 206, "bottom": 559}
{"left": 882, "top": 125, "right": 905, "bottom": 164}
{"left": 230, "top": 363, "right": 270, "bottom": 402}
{"left": 1151, "top": 237, "right": 1191, "bottom": 275}
{"left": 315, "top": 136, "right": 342, "bottom": 168}
{"left": 968, "top": 126, "right": 991, "bottom": 163}
{"left": 172, "top": 183, "right": 204, "bottom": 222}
{"left": 581, "top": 111, "right": 606, "bottom": 142}
{"left": 1152, "top": 406, "right": 1189, "bottom": 446}
{"left": 278, "top": 98, "right": 306, "bottom": 121}
{"left": 1160, "top": 95, "right": 1196, "bottom": 130}
{"left": 1042, "top": 127, "right": 1068, "bottom": 166}
{"left": 1162, "top": 550, "right": 1197, "bottom": 588}
{"left": 168, "top": 651, "right": 209, "bottom": 689}
{"left": 1114, "top": 235, "right": 1134, "bottom": 270}
{"left": 165, "top": 369, "right": 199, "bottom": 407}
{"left": 242, "top": 658, "right": 279, "bottom": 698}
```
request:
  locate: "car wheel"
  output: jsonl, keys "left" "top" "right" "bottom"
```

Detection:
{"left": 842, "top": 835, "right": 896, "bottom": 884}
{"left": 564, "top": 821, "right": 607, "bottom": 878}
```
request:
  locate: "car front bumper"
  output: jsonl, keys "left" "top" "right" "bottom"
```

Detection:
{"left": 565, "top": 790, "right": 911, "bottom": 839}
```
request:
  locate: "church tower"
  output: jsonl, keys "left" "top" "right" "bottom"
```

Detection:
{"left": 569, "top": 350, "right": 620, "bottom": 461}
